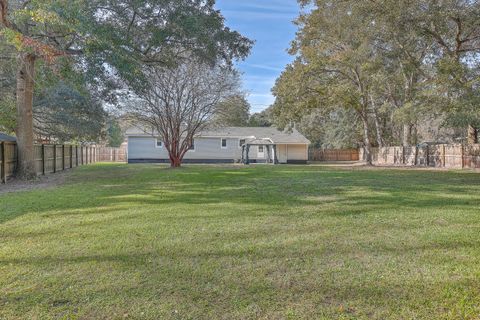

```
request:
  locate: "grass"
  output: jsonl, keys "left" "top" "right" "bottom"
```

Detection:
{"left": 1, "top": 164, "right": 480, "bottom": 319}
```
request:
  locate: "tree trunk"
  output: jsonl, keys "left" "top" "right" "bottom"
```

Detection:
{"left": 15, "top": 53, "right": 37, "bottom": 179}
{"left": 370, "top": 95, "right": 383, "bottom": 148}
{"left": 467, "top": 124, "right": 478, "bottom": 144}
{"left": 361, "top": 114, "right": 373, "bottom": 165}
{"left": 170, "top": 157, "right": 182, "bottom": 168}
{"left": 402, "top": 124, "right": 411, "bottom": 147}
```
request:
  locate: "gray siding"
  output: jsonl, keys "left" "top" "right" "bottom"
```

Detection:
{"left": 128, "top": 136, "right": 245, "bottom": 161}
{"left": 128, "top": 136, "right": 309, "bottom": 162}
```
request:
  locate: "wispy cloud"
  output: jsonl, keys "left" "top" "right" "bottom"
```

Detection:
{"left": 242, "top": 63, "right": 284, "bottom": 72}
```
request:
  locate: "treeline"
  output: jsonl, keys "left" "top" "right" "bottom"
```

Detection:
{"left": 272, "top": 0, "right": 480, "bottom": 163}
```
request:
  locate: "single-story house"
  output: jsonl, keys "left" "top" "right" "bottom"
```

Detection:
{"left": 126, "top": 126, "right": 311, "bottom": 164}
{"left": 0, "top": 133, "right": 16, "bottom": 142}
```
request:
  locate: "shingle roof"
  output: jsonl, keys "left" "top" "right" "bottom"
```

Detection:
{"left": 0, "top": 133, "right": 16, "bottom": 142}
{"left": 126, "top": 125, "right": 311, "bottom": 144}
{"left": 199, "top": 127, "right": 311, "bottom": 144}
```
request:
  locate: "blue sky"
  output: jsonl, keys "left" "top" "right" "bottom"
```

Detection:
{"left": 215, "top": 0, "right": 301, "bottom": 113}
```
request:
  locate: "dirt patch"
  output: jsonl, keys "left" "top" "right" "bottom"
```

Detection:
{"left": 0, "top": 171, "right": 70, "bottom": 195}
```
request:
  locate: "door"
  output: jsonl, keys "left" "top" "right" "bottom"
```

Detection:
{"left": 277, "top": 144, "right": 288, "bottom": 163}
{"left": 257, "top": 145, "right": 265, "bottom": 158}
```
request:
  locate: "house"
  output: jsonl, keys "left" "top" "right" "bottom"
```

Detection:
{"left": 0, "top": 133, "right": 16, "bottom": 142}
{"left": 126, "top": 126, "right": 311, "bottom": 164}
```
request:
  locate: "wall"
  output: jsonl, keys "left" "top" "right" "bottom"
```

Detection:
{"left": 128, "top": 136, "right": 244, "bottom": 161}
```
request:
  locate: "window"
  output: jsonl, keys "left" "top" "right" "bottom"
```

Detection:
{"left": 155, "top": 139, "right": 163, "bottom": 148}
{"left": 221, "top": 138, "right": 227, "bottom": 148}
{"left": 239, "top": 139, "right": 246, "bottom": 148}
{"left": 189, "top": 139, "right": 195, "bottom": 151}
{"left": 258, "top": 146, "right": 264, "bottom": 152}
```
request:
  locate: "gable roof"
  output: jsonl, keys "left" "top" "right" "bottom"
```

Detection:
{"left": 126, "top": 125, "right": 310, "bottom": 144}
{"left": 199, "top": 127, "right": 311, "bottom": 144}
{"left": 0, "top": 133, "right": 16, "bottom": 142}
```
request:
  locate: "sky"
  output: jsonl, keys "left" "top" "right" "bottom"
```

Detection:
{"left": 215, "top": 0, "right": 301, "bottom": 113}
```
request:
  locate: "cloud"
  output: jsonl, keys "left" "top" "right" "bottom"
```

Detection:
{"left": 242, "top": 63, "right": 284, "bottom": 72}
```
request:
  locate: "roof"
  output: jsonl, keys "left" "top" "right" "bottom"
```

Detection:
{"left": 126, "top": 125, "right": 311, "bottom": 144}
{"left": 200, "top": 127, "right": 311, "bottom": 144}
{"left": 0, "top": 133, "right": 16, "bottom": 142}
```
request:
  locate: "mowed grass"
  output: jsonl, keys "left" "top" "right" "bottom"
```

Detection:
{"left": 1, "top": 164, "right": 480, "bottom": 320}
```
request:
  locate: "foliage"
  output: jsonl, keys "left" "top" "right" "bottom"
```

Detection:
{"left": 1, "top": 164, "right": 480, "bottom": 318}
{"left": 299, "top": 109, "right": 362, "bottom": 148}
{"left": 248, "top": 107, "right": 274, "bottom": 127}
{"left": 106, "top": 120, "right": 125, "bottom": 148}
{"left": 213, "top": 94, "right": 250, "bottom": 127}
{"left": 273, "top": 0, "right": 480, "bottom": 152}
{"left": 0, "top": 94, "right": 15, "bottom": 134}
{"left": 34, "top": 82, "right": 107, "bottom": 143}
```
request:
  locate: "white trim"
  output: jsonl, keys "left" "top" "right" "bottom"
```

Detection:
{"left": 221, "top": 138, "right": 227, "bottom": 149}
{"left": 155, "top": 139, "right": 163, "bottom": 148}
{"left": 238, "top": 138, "right": 246, "bottom": 149}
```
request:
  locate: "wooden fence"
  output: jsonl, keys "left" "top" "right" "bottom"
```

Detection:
{"left": 0, "top": 142, "right": 126, "bottom": 184}
{"left": 309, "top": 148, "right": 360, "bottom": 161}
{"left": 360, "top": 144, "right": 480, "bottom": 169}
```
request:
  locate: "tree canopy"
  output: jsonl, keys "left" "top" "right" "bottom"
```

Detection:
{"left": 273, "top": 0, "right": 480, "bottom": 161}
{"left": 0, "top": 0, "right": 252, "bottom": 177}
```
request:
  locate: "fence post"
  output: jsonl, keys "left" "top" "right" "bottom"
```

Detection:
{"left": 53, "top": 144, "right": 57, "bottom": 173}
{"left": 41, "top": 144, "right": 46, "bottom": 175}
{"left": 442, "top": 145, "right": 446, "bottom": 168}
{"left": 62, "top": 144, "right": 65, "bottom": 171}
{"left": 1, "top": 142, "right": 5, "bottom": 184}
{"left": 70, "top": 145, "right": 73, "bottom": 168}
{"left": 426, "top": 145, "right": 430, "bottom": 167}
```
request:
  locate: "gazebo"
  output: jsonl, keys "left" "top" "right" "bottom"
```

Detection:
{"left": 241, "top": 138, "right": 278, "bottom": 164}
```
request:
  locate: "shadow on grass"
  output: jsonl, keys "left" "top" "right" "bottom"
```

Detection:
{"left": 0, "top": 164, "right": 479, "bottom": 226}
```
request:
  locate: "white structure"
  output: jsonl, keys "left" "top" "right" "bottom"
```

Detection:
{"left": 126, "top": 126, "right": 310, "bottom": 164}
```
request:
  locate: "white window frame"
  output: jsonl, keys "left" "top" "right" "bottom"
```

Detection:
{"left": 221, "top": 138, "right": 227, "bottom": 149}
{"left": 258, "top": 145, "right": 264, "bottom": 153}
{"left": 155, "top": 139, "right": 163, "bottom": 148}
{"left": 239, "top": 139, "right": 246, "bottom": 148}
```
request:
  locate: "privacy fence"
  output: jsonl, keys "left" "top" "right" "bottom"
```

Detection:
{"left": 360, "top": 144, "right": 480, "bottom": 169}
{"left": 0, "top": 142, "right": 126, "bottom": 184}
{"left": 309, "top": 148, "right": 360, "bottom": 161}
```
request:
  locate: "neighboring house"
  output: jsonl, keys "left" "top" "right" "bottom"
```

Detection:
{"left": 0, "top": 133, "right": 16, "bottom": 142}
{"left": 126, "top": 126, "right": 311, "bottom": 164}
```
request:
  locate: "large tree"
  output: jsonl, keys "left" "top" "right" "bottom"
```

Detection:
{"left": 0, "top": 0, "right": 252, "bottom": 178}
{"left": 273, "top": 0, "right": 480, "bottom": 163}
{"left": 127, "top": 58, "right": 240, "bottom": 167}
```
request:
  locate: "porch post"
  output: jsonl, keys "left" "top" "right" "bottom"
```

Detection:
{"left": 273, "top": 145, "right": 278, "bottom": 164}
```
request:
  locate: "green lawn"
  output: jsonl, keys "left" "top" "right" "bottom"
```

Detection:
{"left": 1, "top": 164, "right": 480, "bottom": 319}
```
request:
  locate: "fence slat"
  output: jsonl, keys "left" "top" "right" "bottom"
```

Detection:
{"left": 1, "top": 142, "right": 5, "bottom": 183}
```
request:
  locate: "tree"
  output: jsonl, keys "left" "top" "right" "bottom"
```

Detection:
{"left": 214, "top": 94, "right": 250, "bottom": 127}
{"left": 273, "top": 1, "right": 381, "bottom": 164}
{"left": 248, "top": 107, "right": 274, "bottom": 127}
{"left": 34, "top": 82, "right": 107, "bottom": 143}
{"left": 0, "top": 0, "right": 252, "bottom": 178}
{"left": 273, "top": 0, "right": 480, "bottom": 161}
{"left": 127, "top": 58, "right": 240, "bottom": 167}
{"left": 106, "top": 120, "right": 124, "bottom": 148}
